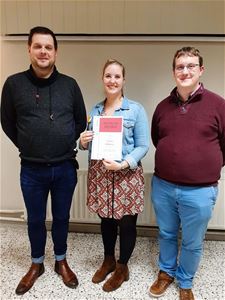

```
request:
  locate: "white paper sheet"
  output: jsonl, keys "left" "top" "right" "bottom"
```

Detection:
{"left": 91, "top": 116, "right": 123, "bottom": 161}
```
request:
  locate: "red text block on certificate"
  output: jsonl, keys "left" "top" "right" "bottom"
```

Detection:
{"left": 99, "top": 117, "right": 123, "bottom": 132}
{"left": 91, "top": 116, "right": 123, "bottom": 160}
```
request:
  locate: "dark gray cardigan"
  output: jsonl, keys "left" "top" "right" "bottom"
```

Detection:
{"left": 1, "top": 66, "right": 87, "bottom": 163}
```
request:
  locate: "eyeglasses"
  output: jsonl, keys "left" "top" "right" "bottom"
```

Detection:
{"left": 175, "top": 64, "right": 200, "bottom": 73}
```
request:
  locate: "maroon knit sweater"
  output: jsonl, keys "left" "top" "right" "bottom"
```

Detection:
{"left": 151, "top": 84, "right": 225, "bottom": 186}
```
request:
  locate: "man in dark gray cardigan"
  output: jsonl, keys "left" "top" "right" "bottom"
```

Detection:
{"left": 1, "top": 26, "right": 87, "bottom": 295}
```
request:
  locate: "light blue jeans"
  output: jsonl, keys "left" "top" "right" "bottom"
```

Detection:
{"left": 151, "top": 175, "right": 218, "bottom": 288}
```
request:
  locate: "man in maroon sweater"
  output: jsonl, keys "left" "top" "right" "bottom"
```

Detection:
{"left": 149, "top": 47, "right": 225, "bottom": 300}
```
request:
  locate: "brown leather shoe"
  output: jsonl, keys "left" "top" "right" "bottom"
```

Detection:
{"left": 102, "top": 262, "right": 129, "bottom": 292}
{"left": 92, "top": 255, "right": 116, "bottom": 283}
{"left": 15, "top": 263, "right": 45, "bottom": 295}
{"left": 180, "top": 288, "right": 195, "bottom": 300}
{"left": 55, "top": 259, "right": 78, "bottom": 288}
{"left": 149, "top": 270, "right": 174, "bottom": 297}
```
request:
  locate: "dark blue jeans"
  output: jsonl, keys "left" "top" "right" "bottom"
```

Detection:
{"left": 20, "top": 160, "right": 77, "bottom": 261}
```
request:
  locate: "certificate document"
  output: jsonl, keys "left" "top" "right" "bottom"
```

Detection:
{"left": 91, "top": 116, "right": 123, "bottom": 160}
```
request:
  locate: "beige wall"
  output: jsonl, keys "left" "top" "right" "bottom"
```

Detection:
{"left": 1, "top": 0, "right": 225, "bottom": 35}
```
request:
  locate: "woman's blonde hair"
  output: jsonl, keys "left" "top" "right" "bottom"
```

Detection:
{"left": 102, "top": 59, "right": 125, "bottom": 78}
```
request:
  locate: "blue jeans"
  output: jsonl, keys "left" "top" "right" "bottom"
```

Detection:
{"left": 20, "top": 160, "right": 77, "bottom": 263}
{"left": 151, "top": 175, "right": 218, "bottom": 288}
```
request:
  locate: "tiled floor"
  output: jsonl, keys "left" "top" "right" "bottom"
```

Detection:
{"left": 0, "top": 222, "right": 224, "bottom": 300}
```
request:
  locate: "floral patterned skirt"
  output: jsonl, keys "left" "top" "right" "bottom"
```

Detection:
{"left": 87, "top": 160, "right": 145, "bottom": 219}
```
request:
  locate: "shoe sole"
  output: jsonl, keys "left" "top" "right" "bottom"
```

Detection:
{"left": 149, "top": 290, "right": 166, "bottom": 298}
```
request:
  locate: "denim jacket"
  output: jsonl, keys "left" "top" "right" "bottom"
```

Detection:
{"left": 86, "top": 97, "right": 150, "bottom": 169}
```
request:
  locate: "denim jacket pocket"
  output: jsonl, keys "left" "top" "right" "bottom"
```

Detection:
{"left": 123, "top": 120, "right": 135, "bottom": 137}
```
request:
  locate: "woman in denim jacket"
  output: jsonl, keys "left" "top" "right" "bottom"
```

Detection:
{"left": 80, "top": 59, "right": 150, "bottom": 292}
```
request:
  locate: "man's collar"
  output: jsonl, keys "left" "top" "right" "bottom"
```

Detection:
{"left": 171, "top": 83, "right": 204, "bottom": 103}
{"left": 25, "top": 65, "right": 58, "bottom": 87}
